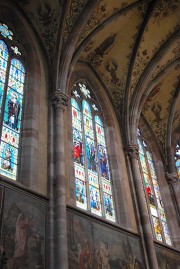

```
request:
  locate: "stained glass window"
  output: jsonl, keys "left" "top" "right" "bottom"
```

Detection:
{"left": 137, "top": 130, "right": 172, "bottom": 245}
{"left": 175, "top": 143, "right": 180, "bottom": 179}
{"left": 0, "top": 23, "right": 25, "bottom": 180}
{"left": 71, "top": 82, "right": 115, "bottom": 222}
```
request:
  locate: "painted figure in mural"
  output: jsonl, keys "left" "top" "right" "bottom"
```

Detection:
{"left": 79, "top": 240, "right": 92, "bottom": 269}
{"left": 99, "top": 242, "right": 110, "bottom": 269}
{"left": 2, "top": 147, "right": 12, "bottom": 170}
{"left": 4, "top": 210, "right": 43, "bottom": 269}
{"left": 12, "top": 213, "right": 29, "bottom": 269}
{"left": 7, "top": 91, "right": 20, "bottom": 130}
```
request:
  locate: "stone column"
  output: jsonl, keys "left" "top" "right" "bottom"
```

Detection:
{"left": 127, "top": 144, "right": 159, "bottom": 269}
{"left": 166, "top": 172, "right": 180, "bottom": 224}
{"left": 50, "top": 89, "right": 69, "bottom": 269}
{"left": 47, "top": 105, "right": 55, "bottom": 269}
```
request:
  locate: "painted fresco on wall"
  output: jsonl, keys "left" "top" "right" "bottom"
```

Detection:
{"left": 156, "top": 244, "right": 180, "bottom": 269}
{"left": 67, "top": 209, "right": 146, "bottom": 269}
{"left": 1, "top": 187, "right": 46, "bottom": 269}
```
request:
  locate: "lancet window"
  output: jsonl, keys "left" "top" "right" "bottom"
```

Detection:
{"left": 0, "top": 23, "right": 25, "bottom": 180}
{"left": 71, "top": 82, "right": 115, "bottom": 222}
{"left": 137, "top": 129, "right": 171, "bottom": 245}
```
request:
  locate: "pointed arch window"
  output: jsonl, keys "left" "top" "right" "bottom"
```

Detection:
{"left": 175, "top": 143, "right": 180, "bottom": 179}
{"left": 137, "top": 129, "right": 171, "bottom": 245}
{"left": 71, "top": 82, "right": 115, "bottom": 222}
{"left": 0, "top": 23, "right": 25, "bottom": 180}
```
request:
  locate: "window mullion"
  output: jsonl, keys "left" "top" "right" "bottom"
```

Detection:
{"left": 81, "top": 102, "right": 90, "bottom": 212}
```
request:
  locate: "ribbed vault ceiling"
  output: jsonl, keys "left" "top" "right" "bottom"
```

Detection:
{"left": 16, "top": 0, "right": 180, "bottom": 158}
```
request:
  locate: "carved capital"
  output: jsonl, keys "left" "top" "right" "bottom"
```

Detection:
{"left": 127, "top": 144, "right": 139, "bottom": 159}
{"left": 50, "top": 89, "right": 69, "bottom": 111}
{"left": 166, "top": 172, "right": 178, "bottom": 184}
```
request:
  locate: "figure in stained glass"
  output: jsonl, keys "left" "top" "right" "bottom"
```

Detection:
{"left": 76, "top": 178, "right": 86, "bottom": 204}
{"left": 90, "top": 185, "right": 101, "bottom": 211}
{"left": 85, "top": 136, "right": 96, "bottom": 172}
{"left": 5, "top": 91, "right": 20, "bottom": 130}
{"left": 98, "top": 145, "right": 109, "bottom": 179}
{"left": 73, "top": 129, "right": 83, "bottom": 166}
{"left": 2, "top": 147, "right": 12, "bottom": 170}
{"left": 104, "top": 193, "right": 113, "bottom": 217}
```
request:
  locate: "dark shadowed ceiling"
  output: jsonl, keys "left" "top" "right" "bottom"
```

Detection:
{"left": 15, "top": 0, "right": 180, "bottom": 160}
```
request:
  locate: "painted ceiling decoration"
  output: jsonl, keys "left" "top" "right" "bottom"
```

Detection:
{"left": 15, "top": 0, "right": 180, "bottom": 161}
{"left": 17, "top": 0, "right": 62, "bottom": 62}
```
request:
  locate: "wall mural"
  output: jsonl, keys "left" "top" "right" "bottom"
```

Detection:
{"left": 67, "top": 209, "right": 146, "bottom": 269}
{"left": 0, "top": 186, "right": 46, "bottom": 269}
{"left": 156, "top": 244, "right": 180, "bottom": 269}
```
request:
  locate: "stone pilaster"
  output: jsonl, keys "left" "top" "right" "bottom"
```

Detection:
{"left": 127, "top": 144, "right": 159, "bottom": 269}
{"left": 166, "top": 172, "right": 180, "bottom": 225}
{"left": 50, "top": 89, "right": 69, "bottom": 269}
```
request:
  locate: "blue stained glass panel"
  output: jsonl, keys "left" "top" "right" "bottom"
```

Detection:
{"left": 0, "top": 69, "right": 6, "bottom": 83}
{"left": 0, "top": 40, "right": 9, "bottom": 60}
{"left": 0, "top": 57, "right": 7, "bottom": 71}
{"left": 82, "top": 100, "right": 92, "bottom": 118}
{"left": 9, "top": 59, "right": 25, "bottom": 84}
{"left": 0, "top": 24, "right": 13, "bottom": 40}
{"left": 0, "top": 81, "right": 4, "bottom": 109}
{"left": 0, "top": 142, "right": 18, "bottom": 179}
{"left": 8, "top": 77, "right": 24, "bottom": 95}
{"left": 104, "top": 192, "right": 115, "bottom": 221}
{"left": 11, "top": 59, "right": 25, "bottom": 73}
{"left": 85, "top": 137, "right": 97, "bottom": 172}
{"left": 138, "top": 139, "right": 144, "bottom": 153}
{"left": 76, "top": 178, "right": 87, "bottom": 210}
{"left": 71, "top": 98, "right": 79, "bottom": 110}
{"left": 95, "top": 115, "right": 103, "bottom": 127}
{"left": 89, "top": 185, "right": 102, "bottom": 216}
{"left": 3, "top": 88, "right": 23, "bottom": 132}
{"left": 98, "top": 145, "right": 109, "bottom": 180}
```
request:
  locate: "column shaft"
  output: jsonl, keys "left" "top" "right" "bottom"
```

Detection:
{"left": 128, "top": 145, "right": 159, "bottom": 269}
{"left": 51, "top": 90, "right": 69, "bottom": 269}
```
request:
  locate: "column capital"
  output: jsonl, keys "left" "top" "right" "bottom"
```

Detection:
{"left": 127, "top": 144, "right": 139, "bottom": 159}
{"left": 50, "top": 89, "right": 69, "bottom": 111}
{"left": 166, "top": 172, "right": 178, "bottom": 184}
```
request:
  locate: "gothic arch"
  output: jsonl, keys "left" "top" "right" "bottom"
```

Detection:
{"left": 65, "top": 62, "right": 137, "bottom": 231}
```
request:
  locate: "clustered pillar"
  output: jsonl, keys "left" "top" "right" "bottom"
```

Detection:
{"left": 127, "top": 144, "right": 159, "bottom": 269}
{"left": 50, "top": 89, "right": 69, "bottom": 269}
{"left": 166, "top": 172, "right": 180, "bottom": 224}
